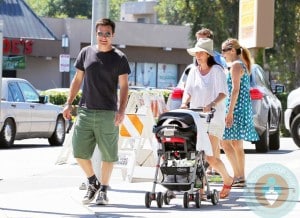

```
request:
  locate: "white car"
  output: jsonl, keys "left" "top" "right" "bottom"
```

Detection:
{"left": 284, "top": 87, "right": 300, "bottom": 147}
{"left": 0, "top": 78, "right": 66, "bottom": 147}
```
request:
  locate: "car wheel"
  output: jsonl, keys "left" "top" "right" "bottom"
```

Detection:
{"left": 291, "top": 114, "right": 300, "bottom": 148}
{"left": 269, "top": 119, "right": 280, "bottom": 150}
{"left": 255, "top": 121, "right": 269, "bottom": 153}
{"left": 48, "top": 116, "right": 66, "bottom": 146}
{"left": 0, "top": 118, "right": 16, "bottom": 148}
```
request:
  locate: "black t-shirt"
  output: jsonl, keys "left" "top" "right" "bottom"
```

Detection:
{"left": 74, "top": 45, "right": 131, "bottom": 110}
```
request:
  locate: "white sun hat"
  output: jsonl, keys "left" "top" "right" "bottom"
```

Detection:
{"left": 187, "top": 38, "right": 214, "bottom": 56}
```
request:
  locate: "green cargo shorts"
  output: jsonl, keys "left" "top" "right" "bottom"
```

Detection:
{"left": 72, "top": 107, "right": 119, "bottom": 162}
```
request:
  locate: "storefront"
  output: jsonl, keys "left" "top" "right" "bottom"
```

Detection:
{"left": 1, "top": 0, "right": 192, "bottom": 90}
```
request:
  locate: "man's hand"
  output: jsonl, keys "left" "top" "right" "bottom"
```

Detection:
{"left": 63, "top": 104, "right": 72, "bottom": 120}
{"left": 114, "top": 112, "right": 125, "bottom": 126}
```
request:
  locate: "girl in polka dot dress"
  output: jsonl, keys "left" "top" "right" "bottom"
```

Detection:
{"left": 221, "top": 38, "right": 259, "bottom": 194}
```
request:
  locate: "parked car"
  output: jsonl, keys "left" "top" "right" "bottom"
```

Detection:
{"left": 167, "top": 63, "right": 283, "bottom": 153}
{"left": 0, "top": 78, "right": 66, "bottom": 148}
{"left": 284, "top": 87, "right": 300, "bottom": 147}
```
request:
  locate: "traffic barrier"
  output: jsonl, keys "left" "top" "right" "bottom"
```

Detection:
{"left": 115, "top": 91, "right": 164, "bottom": 182}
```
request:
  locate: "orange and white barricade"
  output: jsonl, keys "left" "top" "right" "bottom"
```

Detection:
{"left": 116, "top": 91, "right": 159, "bottom": 182}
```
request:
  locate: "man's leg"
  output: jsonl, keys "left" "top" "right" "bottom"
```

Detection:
{"left": 95, "top": 110, "right": 119, "bottom": 205}
{"left": 96, "top": 161, "right": 114, "bottom": 205}
{"left": 77, "top": 158, "right": 101, "bottom": 204}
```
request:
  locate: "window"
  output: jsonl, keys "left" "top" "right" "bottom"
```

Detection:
{"left": 18, "top": 82, "right": 39, "bottom": 102}
{"left": 157, "top": 63, "right": 177, "bottom": 88}
{"left": 136, "top": 62, "right": 156, "bottom": 87}
{"left": 8, "top": 82, "right": 24, "bottom": 102}
{"left": 128, "top": 62, "right": 136, "bottom": 86}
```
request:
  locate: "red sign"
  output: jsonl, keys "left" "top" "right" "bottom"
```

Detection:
{"left": 3, "top": 38, "right": 33, "bottom": 55}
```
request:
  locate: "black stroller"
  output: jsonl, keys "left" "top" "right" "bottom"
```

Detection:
{"left": 145, "top": 108, "right": 219, "bottom": 208}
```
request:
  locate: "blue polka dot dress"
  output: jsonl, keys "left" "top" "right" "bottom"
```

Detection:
{"left": 223, "top": 62, "right": 259, "bottom": 141}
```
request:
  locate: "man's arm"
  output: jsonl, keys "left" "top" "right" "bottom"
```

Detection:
{"left": 114, "top": 73, "right": 129, "bottom": 126}
{"left": 63, "top": 69, "right": 84, "bottom": 120}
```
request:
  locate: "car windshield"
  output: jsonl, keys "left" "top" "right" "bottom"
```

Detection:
{"left": 251, "top": 65, "right": 270, "bottom": 89}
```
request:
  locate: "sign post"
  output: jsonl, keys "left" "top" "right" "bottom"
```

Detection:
{"left": 239, "top": 0, "right": 275, "bottom": 60}
{"left": 60, "top": 34, "right": 70, "bottom": 87}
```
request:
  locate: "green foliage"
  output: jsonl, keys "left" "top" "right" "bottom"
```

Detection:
{"left": 40, "top": 89, "right": 82, "bottom": 106}
{"left": 265, "top": 0, "right": 300, "bottom": 91}
{"left": 25, "top": 0, "right": 92, "bottom": 18}
{"left": 41, "top": 88, "right": 171, "bottom": 107}
{"left": 155, "top": 0, "right": 239, "bottom": 50}
{"left": 109, "top": 0, "right": 137, "bottom": 21}
{"left": 254, "top": 48, "right": 264, "bottom": 67}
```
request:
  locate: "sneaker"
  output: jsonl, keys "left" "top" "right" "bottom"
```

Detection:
{"left": 96, "top": 191, "right": 109, "bottom": 205}
{"left": 82, "top": 184, "right": 100, "bottom": 204}
{"left": 79, "top": 182, "right": 87, "bottom": 190}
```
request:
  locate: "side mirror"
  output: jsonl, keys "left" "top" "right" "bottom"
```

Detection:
{"left": 39, "top": 95, "right": 49, "bottom": 104}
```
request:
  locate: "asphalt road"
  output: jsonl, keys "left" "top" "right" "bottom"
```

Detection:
{"left": 0, "top": 137, "right": 299, "bottom": 218}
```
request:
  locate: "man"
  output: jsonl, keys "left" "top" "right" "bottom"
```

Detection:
{"left": 195, "top": 28, "right": 227, "bottom": 68}
{"left": 63, "top": 18, "right": 130, "bottom": 205}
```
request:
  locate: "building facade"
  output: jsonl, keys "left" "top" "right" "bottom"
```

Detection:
{"left": 1, "top": 0, "right": 193, "bottom": 90}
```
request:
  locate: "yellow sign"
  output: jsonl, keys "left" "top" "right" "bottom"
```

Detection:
{"left": 239, "top": 0, "right": 274, "bottom": 48}
{"left": 240, "top": 0, "right": 255, "bottom": 27}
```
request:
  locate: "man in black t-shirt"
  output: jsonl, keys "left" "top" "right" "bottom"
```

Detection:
{"left": 63, "top": 18, "right": 130, "bottom": 205}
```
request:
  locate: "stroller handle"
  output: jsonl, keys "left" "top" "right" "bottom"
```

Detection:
{"left": 189, "top": 107, "right": 215, "bottom": 122}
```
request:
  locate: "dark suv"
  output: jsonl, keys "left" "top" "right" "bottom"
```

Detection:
{"left": 167, "top": 64, "right": 282, "bottom": 153}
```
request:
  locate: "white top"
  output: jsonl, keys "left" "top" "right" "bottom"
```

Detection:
{"left": 184, "top": 65, "right": 228, "bottom": 128}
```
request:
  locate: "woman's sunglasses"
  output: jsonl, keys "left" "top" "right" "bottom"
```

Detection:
{"left": 222, "top": 47, "right": 232, "bottom": 53}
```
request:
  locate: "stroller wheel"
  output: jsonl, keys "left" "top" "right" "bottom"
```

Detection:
{"left": 211, "top": 189, "right": 219, "bottom": 205}
{"left": 157, "top": 192, "right": 163, "bottom": 208}
{"left": 163, "top": 192, "right": 170, "bottom": 205}
{"left": 183, "top": 192, "right": 189, "bottom": 208}
{"left": 145, "top": 192, "right": 152, "bottom": 208}
{"left": 195, "top": 192, "right": 201, "bottom": 208}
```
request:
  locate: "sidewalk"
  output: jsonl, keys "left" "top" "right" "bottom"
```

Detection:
{"left": 0, "top": 170, "right": 252, "bottom": 218}
{"left": 0, "top": 157, "right": 249, "bottom": 218}
{"left": 1, "top": 139, "right": 299, "bottom": 218}
{"left": 0, "top": 163, "right": 266, "bottom": 218}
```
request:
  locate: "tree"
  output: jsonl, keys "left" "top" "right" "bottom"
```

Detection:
{"left": 265, "top": 0, "right": 300, "bottom": 91}
{"left": 25, "top": 0, "right": 92, "bottom": 18}
{"left": 155, "top": 0, "right": 239, "bottom": 51}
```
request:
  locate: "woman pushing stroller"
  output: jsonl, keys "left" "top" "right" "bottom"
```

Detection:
{"left": 181, "top": 38, "right": 234, "bottom": 199}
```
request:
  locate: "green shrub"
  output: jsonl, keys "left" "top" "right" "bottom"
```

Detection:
{"left": 40, "top": 89, "right": 82, "bottom": 106}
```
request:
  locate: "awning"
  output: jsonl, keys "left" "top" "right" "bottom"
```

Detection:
{"left": 0, "top": 0, "right": 56, "bottom": 40}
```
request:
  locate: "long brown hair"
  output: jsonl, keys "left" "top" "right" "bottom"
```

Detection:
{"left": 222, "top": 38, "right": 252, "bottom": 73}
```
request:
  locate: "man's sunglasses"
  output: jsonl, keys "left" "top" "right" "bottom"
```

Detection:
{"left": 97, "top": 32, "right": 112, "bottom": 38}
{"left": 222, "top": 47, "right": 232, "bottom": 53}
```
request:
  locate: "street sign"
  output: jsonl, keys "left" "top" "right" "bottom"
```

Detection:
{"left": 59, "top": 54, "right": 70, "bottom": 72}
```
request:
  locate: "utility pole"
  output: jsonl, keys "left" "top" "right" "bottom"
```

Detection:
{"left": 91, "top": 0, "right": 109, "bottom": 181}
{"left": 91, "top": 0, "right": 109, "bottom": 46}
